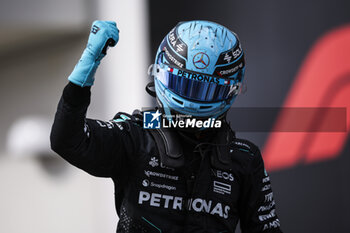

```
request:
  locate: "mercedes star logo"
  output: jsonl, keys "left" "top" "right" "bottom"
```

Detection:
{"left": 193, "top": 52, "right": 210, "bottom": 69}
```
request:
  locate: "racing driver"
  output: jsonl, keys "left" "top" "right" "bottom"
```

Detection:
{"left": 51, "top": 20, "right": 283, "bottom": 233}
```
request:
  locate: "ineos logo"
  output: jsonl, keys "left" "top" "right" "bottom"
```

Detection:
{"left": 212, "top": 169, "right": 234, "bottom": 181}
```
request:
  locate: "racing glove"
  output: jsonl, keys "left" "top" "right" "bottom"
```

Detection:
{"left": 68, "top": 20, "right": 119, "bottom": 87}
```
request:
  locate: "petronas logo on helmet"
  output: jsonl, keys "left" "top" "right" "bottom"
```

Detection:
{"left": 177, "top": 70, "right": 219, "bottom": 84}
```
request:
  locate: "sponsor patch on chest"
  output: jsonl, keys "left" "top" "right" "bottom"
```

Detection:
{"left": 138, "top": 191, "right": 230, "bottom": 219}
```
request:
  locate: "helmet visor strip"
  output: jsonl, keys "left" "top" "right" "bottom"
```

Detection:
{"left": 153, "top": 64, "right": 241, "bottom": 102}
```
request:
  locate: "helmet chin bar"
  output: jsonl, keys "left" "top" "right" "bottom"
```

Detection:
{"left": 155, "top": 96, "right": 229, "bottom": 132}
{"left": 154, "top": 78, "right": 236, "bottom": 121}
{"left": 148, "top": 63, "right": 240, "bottom": 122}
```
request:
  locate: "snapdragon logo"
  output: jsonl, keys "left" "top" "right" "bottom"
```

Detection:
{"left": 143, "top": 110, "right": 222, "bottom": 129}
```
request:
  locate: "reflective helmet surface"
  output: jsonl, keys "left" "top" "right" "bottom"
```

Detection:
{"left": 151, "top": 20, "right": 245, "bottom": 119}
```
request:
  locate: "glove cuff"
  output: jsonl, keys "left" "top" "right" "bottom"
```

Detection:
{"left": 68, "top": 49, "right": 102, "bottom": 87}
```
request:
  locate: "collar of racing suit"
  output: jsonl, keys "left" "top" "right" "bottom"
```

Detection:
{"left": 147, "top": 119, "right": 236, "bottom": 171}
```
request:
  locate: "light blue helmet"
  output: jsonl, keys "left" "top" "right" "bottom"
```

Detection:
{"left": 149, "top": 20, "right": 245, "bottom": 119}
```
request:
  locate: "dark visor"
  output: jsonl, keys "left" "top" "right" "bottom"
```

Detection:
{"left": 154, "top": 64, "right": 240, "bottom": 102}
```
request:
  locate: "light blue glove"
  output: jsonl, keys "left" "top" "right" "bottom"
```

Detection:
{"left": 68, "top": 20, "right": 119, "bottom": 87}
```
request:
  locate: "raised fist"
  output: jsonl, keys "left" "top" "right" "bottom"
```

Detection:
{"left": 68, "top": 20, "right": 120, "bottom": 87}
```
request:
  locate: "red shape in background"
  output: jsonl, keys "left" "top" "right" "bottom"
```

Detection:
{"left": 263, "top": 25, "right": 350, "bottom": 171}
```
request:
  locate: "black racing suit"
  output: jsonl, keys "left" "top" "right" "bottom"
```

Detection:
{"left": 50, "top": 82, "right": 283, "bottom": 233}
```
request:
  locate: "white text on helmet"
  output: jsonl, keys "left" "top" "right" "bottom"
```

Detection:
{"left": 177, "top": 70, "right": 219, "bottom": 84}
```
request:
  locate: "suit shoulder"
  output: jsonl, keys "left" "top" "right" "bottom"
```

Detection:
{"left": 231, "top": 137, "right": 260, "bottom": 157}
{"left": 228, "top": 137, "right": 262, "bottom": 168}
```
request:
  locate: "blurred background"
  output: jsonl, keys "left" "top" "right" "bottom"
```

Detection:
{"left": 0, "top": 0, "right": 349, "bottom": 232}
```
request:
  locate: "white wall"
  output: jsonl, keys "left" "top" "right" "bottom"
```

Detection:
{"left": 0, "top": 0, "right": 150, "bottom": 232}
{"left": 0, "top": 155, "right": 116, "bottom": 233}
{"left": 96, "top": 0, "right": 151, "bottom": 117}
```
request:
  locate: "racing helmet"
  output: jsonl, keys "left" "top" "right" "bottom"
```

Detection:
{"left": 148, "top": 20, "right": 245, "bottom": 120}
